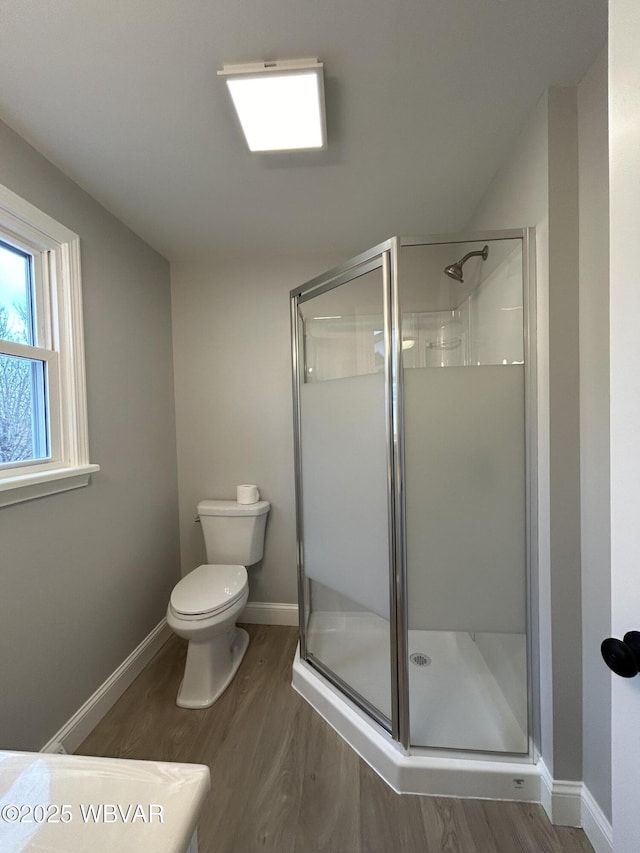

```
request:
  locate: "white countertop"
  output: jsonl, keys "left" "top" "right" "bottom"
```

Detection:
{"left": 0, "top": 751, "right": 210, "bottom": 852}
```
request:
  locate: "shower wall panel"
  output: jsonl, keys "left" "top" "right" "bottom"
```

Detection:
{"left": 460, "top": 243, "right": 524, "bottom": 365}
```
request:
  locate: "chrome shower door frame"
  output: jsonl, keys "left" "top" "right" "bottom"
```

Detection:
{"left": 396, "top": 229, "right": 537, "bottom": 757}
{"left": 290, "top": 239, "right": 402, "bottom": 736}
{"left": 291, "top": 228, "right": 537, "bottom": 758}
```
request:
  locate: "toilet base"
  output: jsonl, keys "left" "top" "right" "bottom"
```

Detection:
{"left": 176, "top": 627, "right": 250, "bottom": 709}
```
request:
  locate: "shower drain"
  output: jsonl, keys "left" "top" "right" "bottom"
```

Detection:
{"left": 410, "top": 653, "right": 432, "bottom": 667}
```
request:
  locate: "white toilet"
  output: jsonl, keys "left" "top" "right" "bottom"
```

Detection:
{"left": 167, "top": 498, "right": 270, "bottom": 709}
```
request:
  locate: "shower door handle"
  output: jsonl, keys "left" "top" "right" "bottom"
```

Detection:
{"left": 601, "top": 631, "right": 640, "bottom": 677}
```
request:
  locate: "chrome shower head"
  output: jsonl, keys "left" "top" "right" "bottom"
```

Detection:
{"left": 443, "top": 261, "right": 464, "bottom": 282}
{"left": 444, "top": 244, "right": 489, "bottom": 283}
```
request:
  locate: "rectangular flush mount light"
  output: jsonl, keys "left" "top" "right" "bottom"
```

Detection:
{"left": 218, "top": 58, "right": 326, "bottom": 152}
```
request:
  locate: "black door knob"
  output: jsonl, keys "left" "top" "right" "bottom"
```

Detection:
{"left": 601, "top": 631, "right": 640, "bottom": 678}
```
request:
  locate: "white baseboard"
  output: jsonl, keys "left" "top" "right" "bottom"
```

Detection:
{"left": 539, "top": 760, "right": 552, "bottom": 816}
{"left": 241, "top": 601, "right": 298, "bottom": 626}
{"left": 39, "top": 605, "right": 295, "bottom": 755}
{"left": 40, "top": 618, "right": 171, "bottom": 755}
{"left": 581, "top": 785, "right": 613, "bottom": 853}
{"left": 539, "top": 759, "right": 582, "bottom": 826}
{"left": 539, "top": 760, "right": 612, "bottom": 852}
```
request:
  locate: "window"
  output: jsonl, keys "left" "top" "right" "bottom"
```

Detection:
{"left": 0, "top": 184, "right": 98, "bottom": 506}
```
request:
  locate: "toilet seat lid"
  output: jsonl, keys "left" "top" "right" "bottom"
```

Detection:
{"left": 170, "top": 564, "right": 247, "bottom": 616}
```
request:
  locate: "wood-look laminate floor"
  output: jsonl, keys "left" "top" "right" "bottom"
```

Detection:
{"left": 77, "top": 625, "right": 593, "bottom": 853}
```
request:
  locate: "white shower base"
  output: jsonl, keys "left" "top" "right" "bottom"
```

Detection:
{"left": 293, "top": 627, "right": 540, "bottom": 803}
{"left": 307, "top": 611, "right": 527, "bottom": 753}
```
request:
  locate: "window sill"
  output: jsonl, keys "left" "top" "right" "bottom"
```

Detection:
{"left": 0, "top": 463, "right": 100, "bottom": 508}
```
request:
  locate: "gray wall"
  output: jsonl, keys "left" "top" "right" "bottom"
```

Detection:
{"left": 171, "top": 253, "right": 339, "bottom": 604}
{"left": 0, "top": 119, "right": 180, "bottom": 750}
{"left": 547, "top": 86, "right": 582, "bottom": 785}
{"left": 577, "top": 49, "right": 611, "bottom": 820}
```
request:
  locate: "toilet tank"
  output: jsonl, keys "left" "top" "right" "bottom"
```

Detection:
{"left": 197, "top": 499, "right": 270, "bottom": 566}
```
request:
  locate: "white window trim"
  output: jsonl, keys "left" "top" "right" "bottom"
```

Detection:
{"left": 0, "top": 184, "right": 99, "bottom": 507}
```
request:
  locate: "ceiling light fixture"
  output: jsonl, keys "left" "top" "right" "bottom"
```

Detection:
{"left": 218, "top": 58, "right": 326, "bottom": 153}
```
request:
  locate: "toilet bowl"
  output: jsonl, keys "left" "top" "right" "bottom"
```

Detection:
{"left": 167, "top": 499, "right": 270, "bottom": 708}
{"left": 167, "top": 564, "right": 251, "bottom": 708}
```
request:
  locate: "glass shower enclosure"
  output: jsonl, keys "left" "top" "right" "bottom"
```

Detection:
{"left": 291, "top": 231, "right": 535, "bottom": 755}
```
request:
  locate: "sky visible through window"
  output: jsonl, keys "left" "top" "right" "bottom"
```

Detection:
{"left": 0, "top": 241, "right": 39, "bottom": 464}
{"left": 0, "top": 241, "right": 31, "bottom": 344}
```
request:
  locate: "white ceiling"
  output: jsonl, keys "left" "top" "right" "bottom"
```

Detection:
{"left": 0, "top": 0, "right": 606, "bottom": 262}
